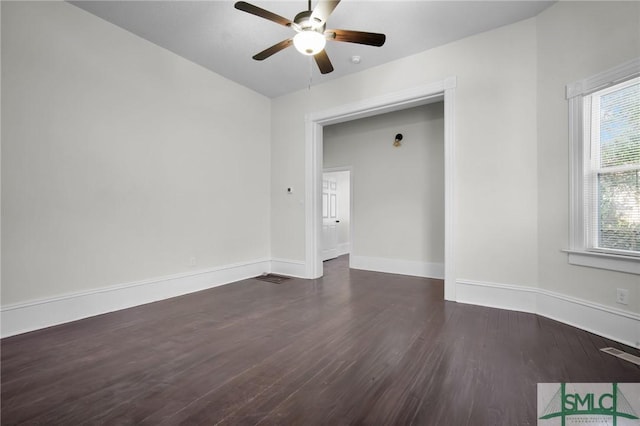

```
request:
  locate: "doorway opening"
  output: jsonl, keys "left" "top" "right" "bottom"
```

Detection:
{"left": 322, "top": 104, "right": 444, "bottom": 279}
{"left": 304, "top": 78, "right": 457, "bottom": 301}
{"left": 321, "top": 169, "right": 351, "bottom": 262}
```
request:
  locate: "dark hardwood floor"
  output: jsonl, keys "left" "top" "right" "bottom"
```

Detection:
{"left": 2, "top": 255, "right": 639, "bottom": 425}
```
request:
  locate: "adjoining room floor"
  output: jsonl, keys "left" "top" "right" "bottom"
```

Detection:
{"left": 2, "top": 255, "right": 639, "bottom": 425}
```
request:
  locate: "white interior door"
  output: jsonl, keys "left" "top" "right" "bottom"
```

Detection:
{"left": 322, "top": 177, "right": 339, "bottom": 261}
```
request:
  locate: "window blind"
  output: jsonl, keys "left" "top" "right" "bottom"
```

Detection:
{"left": 589, "top": 77, "right": 640, "bottom": 254}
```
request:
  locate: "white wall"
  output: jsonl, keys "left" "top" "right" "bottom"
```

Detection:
{"left": 1, "top": 2, "right": 271, "bottom": 307}
{"left": 271, "top": 16, "right": 539, "bottom": 288}
{"left": 536, "top": 2, "right": 640, "bottom": 312}
{"left": 323, "top": 103, "right": 444, "bottom": 269}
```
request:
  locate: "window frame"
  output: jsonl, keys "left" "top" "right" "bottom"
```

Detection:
{"left": 565, "top": 58, "right": 640, "bottom": 275}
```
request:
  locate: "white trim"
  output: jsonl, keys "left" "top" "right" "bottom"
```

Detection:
{"left": 351, "top": 256, "right": 444, "bottom": 280}
{"left": 308, "top": 82, "right": 446, "bottom": 127}
{"left": 457, "top": 279, "right": 538, "bottom": 313}
{"left": 457, "top": 279, "right": 640, "bottom": 349}
{"left": 1, "top": 259, "right": 271, "bottom": 338}
{"left": 568, "top": 85, "right": 585, "bottom": 250}
{"left": 566, "top": 58, "right": 640, "bottom": 273}
{"left": 443, "top": 80, "right": 456, "bottom": 301}
{"left": 323, "top": 167, "right": 353, "bottom": 173}
{"left": 305, "top": 117, "right": 323, "bottom": 279}
{"left": 305, "top": 78, "right": 457, "bottom": 301}
{"left": 4, "top": 260, "right": 637, "bottom": 349}
{"left": 536, "top": 288, "right": 640, "bottom": 347}
{"left": 566, "top": 57, "right": 640, "bottom": 99}
{"left": 270, "top": 258, "right": 307, "bottom": 278}
{"left": 564, "top": 250, "right": 640, "bottom": 275}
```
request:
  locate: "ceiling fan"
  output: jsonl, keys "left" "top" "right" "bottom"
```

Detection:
{"left": 234, "top": 0, "right": 386, "bottom": 74}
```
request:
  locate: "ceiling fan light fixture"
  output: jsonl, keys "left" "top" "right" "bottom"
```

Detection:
{"left": 293, "top": 30, "right": 326, "bottom": 56}
{"left": 235, "top": 0, "right": 386, "bottom": 74}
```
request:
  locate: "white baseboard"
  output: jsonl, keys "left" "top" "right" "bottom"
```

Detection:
{"left": 350, "top": 255, "right": 444, "bottom": 279}
{"left": 457, "top": 279, "right": 640, "bottom": 349}
{"left": 4, "top": 260, "right": 637, "bottom": 349}
{"left": 270, "top": 258, "right": 307, "bottom": 278}
{"left": 1, "top": 259, "right": 271, "bottom": 338}
{"left": 456, "top": 279, "right": 538, "bottom": 313}
{"left": 536, "top": 288, "right": 640, "bottom": 350}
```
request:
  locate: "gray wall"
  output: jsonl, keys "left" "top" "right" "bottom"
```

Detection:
{"left": 323, "top": 103, "right": 444, "bottom": 266}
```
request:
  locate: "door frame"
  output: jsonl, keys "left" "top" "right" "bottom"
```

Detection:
{"left": 304, "top": 77, "right": 457, "bottom": 301}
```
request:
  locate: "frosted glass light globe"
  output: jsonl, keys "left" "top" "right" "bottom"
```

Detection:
{"left": 293, "top": 31, "right": 326, "bottom": 56}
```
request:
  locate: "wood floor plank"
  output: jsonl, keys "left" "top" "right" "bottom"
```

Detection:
{"left": 2, "top": 255, "right": 639, "bottom": 425}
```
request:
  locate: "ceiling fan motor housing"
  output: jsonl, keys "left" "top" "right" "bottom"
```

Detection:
{"left": 294, "top": 10, "right": 324, "bottom": 31}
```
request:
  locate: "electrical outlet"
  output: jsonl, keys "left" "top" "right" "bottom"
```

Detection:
{"left": 616, "top": 288, "right": 629, "bottom": 305}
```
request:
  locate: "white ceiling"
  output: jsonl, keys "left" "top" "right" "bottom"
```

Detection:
{"left": 69, "top": 1, "right": 554, "bottom": 98}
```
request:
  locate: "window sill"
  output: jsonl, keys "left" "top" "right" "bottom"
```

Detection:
{"left": 563, "top": 249, "right": 640, "bottom": 275}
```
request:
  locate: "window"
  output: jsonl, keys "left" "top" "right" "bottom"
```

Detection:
{"left": 566, "top": 58, "right": 640, "bottom": 274}
{"left": 587, "top": 78, "right": 639, "bottom": 254}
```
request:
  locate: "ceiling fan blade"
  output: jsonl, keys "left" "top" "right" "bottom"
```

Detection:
{"left": 314, "top": 50, "right": 334, "bottom": 74}
{"left": 253, "top": 38, "right": 293, "bottom": 61}
{"left": 310, "top": 0, "right": 340, "bottom": 27}
{"left": 234, "top": 1, "right": 293, "bottom": 27}
{"left": 326, "top": 29, "right": 386, "bottom": 47}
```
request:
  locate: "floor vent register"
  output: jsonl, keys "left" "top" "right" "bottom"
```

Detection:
{"left": 253, "top": 273, "right": 292, "bottom": 284}
{"left": 601, "top": 347, "right": 640, "bottom": 366}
